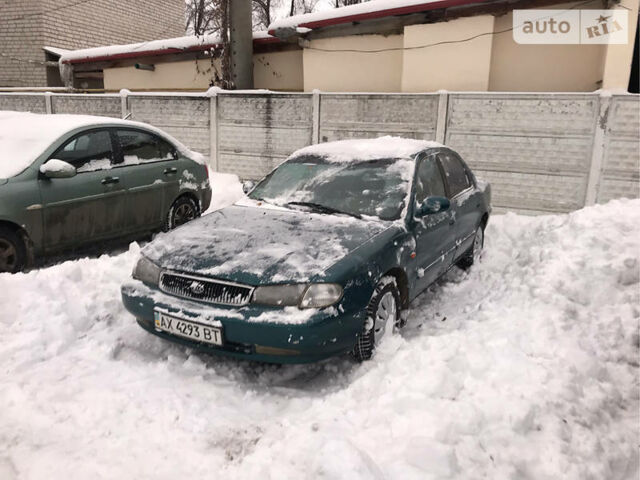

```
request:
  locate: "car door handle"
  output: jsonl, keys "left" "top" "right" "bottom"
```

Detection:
{"left": 163, "top": 167, "right": 177, "bottom": 175}
{"left": 101, "top": 176, "right": 119, "bottom": 185}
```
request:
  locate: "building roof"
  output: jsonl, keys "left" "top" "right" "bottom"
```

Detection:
{"left": 43, "top": 46, "right": 71, "bottom": 58}
{"left": 268, "top": 0, "right": 489, "bottom": 33}
{"left": 60, "top": 31, "right": 278, "bottom": 65}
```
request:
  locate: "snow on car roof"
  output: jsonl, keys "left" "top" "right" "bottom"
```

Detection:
{"left": 0, "top": 111, "right": 203, "bottom": 179}
{"left": 288, "top": 136, "right": 442, "bottom": 162}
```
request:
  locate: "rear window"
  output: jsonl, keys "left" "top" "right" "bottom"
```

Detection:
{"left": 116, "top": 130, "right": 176, "bottom": 165}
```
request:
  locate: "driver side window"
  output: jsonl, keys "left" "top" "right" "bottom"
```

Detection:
{"left": 415, "top": 155, "right": 446, "bottom": 204}
{"left": 51, "top": 130, "right": 114, "bottom": 173}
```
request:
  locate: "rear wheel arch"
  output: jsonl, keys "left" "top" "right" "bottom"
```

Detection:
{"left": 164, "top": 192, "right": 201, "bottom": 231}
{"left": 174, "top": 191, "right": 201, "bottom": 214}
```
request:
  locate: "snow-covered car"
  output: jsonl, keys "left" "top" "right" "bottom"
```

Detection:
{"left": 0, "top": 111, "right": 211, "bottom": 272}
{"left": 122, "top": 137, "right": 491, "bottom": 363}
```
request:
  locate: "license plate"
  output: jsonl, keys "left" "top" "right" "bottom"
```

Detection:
{"left": 154, "top": 311, "right": 223, "bottom": 346}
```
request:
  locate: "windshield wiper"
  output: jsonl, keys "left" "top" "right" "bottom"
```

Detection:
{"left": 286, "top": 201, "right": 362, "bottom": 219}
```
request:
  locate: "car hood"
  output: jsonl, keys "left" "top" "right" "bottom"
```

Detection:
{"left": 142, "top": 203, "right": 390, "bottom": 284}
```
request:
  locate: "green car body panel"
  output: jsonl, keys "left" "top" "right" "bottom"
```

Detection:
{"left": 121, "top": 145, "right": 491, "bottom": 364}
{"left": 0, "top": 121, "right": 211, "bottom": 259}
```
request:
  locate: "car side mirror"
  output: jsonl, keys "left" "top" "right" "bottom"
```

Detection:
{"left": 242, "top": 180, "right": 255, "bottom": 194}
{"left": 40, "top": 159, "right": 77, "bottom": 179}
{"left": 416, "top": 196, "right": 450, "bottom": 217}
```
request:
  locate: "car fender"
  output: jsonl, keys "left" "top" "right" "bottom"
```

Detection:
{"left": 0, "top": 173, "right": 44, "bottom": 252}
{"left": 319, "top": 224, "right": 414, "bottom": 314}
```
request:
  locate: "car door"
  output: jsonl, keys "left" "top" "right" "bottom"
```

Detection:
{"left": 38, "top": 128, "right": 127, "bottom": 251}
{"left": 411, "top": 153, "right": 457, "bottom": 292}
{"left": 113, "top": 128, "right": 180, "bottom": 232}
{"left": 437, "top": 149, "right": 480, "bottom": 259}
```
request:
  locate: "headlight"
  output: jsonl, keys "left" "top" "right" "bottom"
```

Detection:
{"left": 252, "top": 284, "right": 306, "bottom": 306}
{"left": 252, "top": 283, "right": 343, "bottom": 308}
{"left": 299, "top": 284, "right": 343, "bottom": 309}
{"left": 132, "top": 256, "right": 161, "bottom": 286}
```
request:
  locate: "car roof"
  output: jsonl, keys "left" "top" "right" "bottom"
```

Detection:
{"left": 288, "top": 136, "right": 444, "bottom": 163}
{"left": 0, "top": 111, "right": 203, "bottom": 179}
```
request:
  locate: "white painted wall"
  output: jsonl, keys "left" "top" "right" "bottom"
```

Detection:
{"left": 104, "top": 50, "right": 304, "bottom": 91}
{"left": 401, "top": 16, "right": 495, "bottom": 92}
{"left": 303, "top": 34, "right": 404, "bottom": 92}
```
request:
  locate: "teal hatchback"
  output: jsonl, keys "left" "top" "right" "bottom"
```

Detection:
{"left": 0, "top": 112, "right": 211, "bottom": 272}
{"left": 122, "top": 137, "right": 491, "bottom": 363}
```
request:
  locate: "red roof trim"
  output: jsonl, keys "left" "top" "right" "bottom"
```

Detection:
{"left": 64, "top": 36, "right": 280, "bottom": 65}
{"left": 268, "top": 0, "right": 488, "bottom": 34}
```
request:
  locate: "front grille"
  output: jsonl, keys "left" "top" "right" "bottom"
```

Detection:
{"left": 159, "top": 272, "right": 253, "bottom": 306}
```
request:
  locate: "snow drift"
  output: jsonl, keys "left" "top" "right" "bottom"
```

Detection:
{"left": 0, "top": 178, "right": 638, "bottom": 479}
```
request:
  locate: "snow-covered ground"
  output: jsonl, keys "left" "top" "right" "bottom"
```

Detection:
{"left": 1, "top": 174, "right": 638, "bottom": 480}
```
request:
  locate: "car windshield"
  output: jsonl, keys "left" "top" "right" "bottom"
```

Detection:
{"left": 249, "top": 155, "right": 414, "bottom": 221}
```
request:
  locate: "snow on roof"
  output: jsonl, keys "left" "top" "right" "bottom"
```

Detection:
{"left": 0, "top": 111, "right": 202, "bottom": 178}
{"left": 60, "top": 31, "right": 276, "bottom": 64}
{"left": 43, "top": 46, "right": 70, "bottom": 57}
{"left": 289, "top": 136, "right": 442, "bottom": 162}
{"left": 268, "top": 0, "right": 486, "bottom": 33}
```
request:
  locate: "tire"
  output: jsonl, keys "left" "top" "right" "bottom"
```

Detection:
{"left": 456, "top": 225, "right": 484, "bottom": 270}
{"left": 352, "top": 276, "right": 401, "bottom": 362}
{"left": 164, "top": 196, "right": 199, "bottom": 231}
{"left": 0, "top": 226, "right": 27, "bottom": 273}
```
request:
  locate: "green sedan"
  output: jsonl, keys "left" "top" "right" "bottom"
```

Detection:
{"left": 122, "top": 137, "right": 491, "bottom": 363}
{"left": 0, "top": 111, "right": 211, "bottom": 272}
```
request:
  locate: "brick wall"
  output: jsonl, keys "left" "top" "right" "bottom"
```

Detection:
{"left": 0, "top": 0, "right": 46, "bottom": 86}
{"left": 0, "top": 0, "right": 185, "bottom": 87}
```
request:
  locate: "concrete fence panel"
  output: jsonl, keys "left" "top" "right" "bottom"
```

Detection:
{"left": 319, "top": 94, "right": 439, "bottom": 143}
{"left": 0, "top": 94, "right": 47, "bottom": 113}
{"left": 51, "top": 94, "right": 122, "bottom": 118}
{"left": 445, "top": 94, "right": 599, "bottom": 214}
{"left": 128, "top": 95, "right": 211, "bottom": 157}
{"left": 217, "top": 93, "right": 313, "bottom": 180}
{"left": 598, "top": 95, "right": 640, "bottom": 203}
{"left": 0, "top": 90, "right": 637, "bottom": 213}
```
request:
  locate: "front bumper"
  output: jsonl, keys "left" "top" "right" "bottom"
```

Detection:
{"left": 121, "top": 280, "right": 365, "bottom": 364}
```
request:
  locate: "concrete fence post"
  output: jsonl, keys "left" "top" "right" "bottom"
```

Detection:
{"left": 120, "top": 89, "right": 129, "bottom": 119}
{"left": 312, "top": 90, "right": 321, "bottom": 144}
{"left": 435, "top": 91, "right": 449, "bottom": 144}
{"left": 44, "top": 92, "right": 53, "bottom": 114}
{"left": 584, "top": 94, "right": 610, "bottom": 206}
{"left": 209, "top": 93, "right": 219, "bottom": 171}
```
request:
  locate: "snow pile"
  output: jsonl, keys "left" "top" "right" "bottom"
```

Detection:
{"left": 0, "top": 191, "right": 638, "bottom": 479}
{"left": 290, "top": 136, "right": 442, "bottom": 162}
{"left": 0, "top": 111, "right": 205, "bottom": 178}
{"left": 203, "top": 169, "right": 244, "bottom": 214}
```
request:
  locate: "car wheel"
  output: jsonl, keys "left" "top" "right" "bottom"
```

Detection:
{"left": 0, "top": 226, "right": 27, "bottom": 273}
{"left": 456, "top": 226, "right": 484, "bottom": 270}
{"left": 352, "top": 276, "right": 401, "bottom": 362}
{"left": 164, "top": 196, "right": 199, "bottom": 231}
